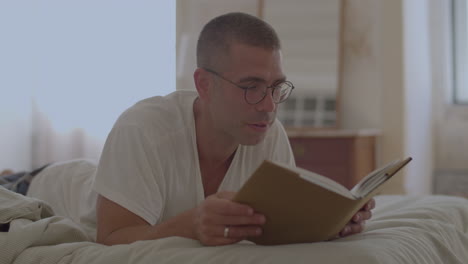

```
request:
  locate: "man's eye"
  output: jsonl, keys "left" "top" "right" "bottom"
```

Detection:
{"left": 241, "top": 83, "right": 259, "bottom": 90}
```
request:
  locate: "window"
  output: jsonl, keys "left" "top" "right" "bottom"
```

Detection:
{"left": 1, "top": 1, "right": 176, "bottom": 141}
{"left": 453, "top": 0, "right": 468, "bottom": 104}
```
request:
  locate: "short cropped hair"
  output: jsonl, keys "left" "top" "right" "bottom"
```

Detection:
{"left": 196, "top": 12, "right": 281, "bottom": 70}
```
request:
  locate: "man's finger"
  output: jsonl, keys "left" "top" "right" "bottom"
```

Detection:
{"left": 340, "top": 223, "right": 364, "bottom": 237}
{"left": 217, "top": 225, "right": 263, "bottom": 239}
{"left": 364, "top": 199, "right": 376, "bottom": 211}
{"left": 207, "top": 198, "right": 254, "bottom": 216}
{"left": 209, "top": 213, "right": 266, "bottom": 226}
{"left": 350, "top": 223, "right": 365, "bottom": 234}
{"left": 352, "top": 210, "right": 372, "bottom": 223}
{"left": 360, "top": 211, "right": 372, "bottom": 221}
{"left": 215, "top": 191, "right": 237, "bottom": 201}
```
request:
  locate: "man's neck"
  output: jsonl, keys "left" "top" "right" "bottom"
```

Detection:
{"left": 193, "top": 98, "right": 238, "bottom": 197}
{"left": 193, "top": 98, "right": 238, "bottom": 167}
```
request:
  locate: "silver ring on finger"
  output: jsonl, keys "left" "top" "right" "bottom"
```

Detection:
{"left": 223, "top": 226, "right": 230, "bottom": 238}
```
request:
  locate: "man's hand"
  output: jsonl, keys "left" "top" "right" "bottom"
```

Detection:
{"left": 193, "top": 191, "right": 266, "bottom": 246}
{"left": 339, "top": 198, "right": 375, "bottom": 237}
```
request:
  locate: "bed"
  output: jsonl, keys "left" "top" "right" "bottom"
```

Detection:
{"left": 1, "top": 160, "right": 468, "bottom": 264}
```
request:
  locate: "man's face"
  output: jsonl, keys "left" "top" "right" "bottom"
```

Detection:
{"left": 207, "top": 42, "right": 285, "bottom": 146}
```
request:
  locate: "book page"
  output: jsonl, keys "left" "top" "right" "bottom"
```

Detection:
{"left": 350, "top": 158, "right": 412, "bottom": 197}
{"left": 352, "top": 171, "right": 389, "bottom": 197}
{"left": 274, "top": 162, "right": 355, "bottom": 199}
{"left": 350, "top": 160, "right": 398, "bottom": 196}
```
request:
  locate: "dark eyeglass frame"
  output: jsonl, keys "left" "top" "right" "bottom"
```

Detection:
{"left": 203, "top": 68, "right": 294, "bottom": 105}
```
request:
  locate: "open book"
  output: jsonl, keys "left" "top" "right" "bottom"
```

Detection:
{"left": 232, "top": 157, "right": 412, "bottom": 245}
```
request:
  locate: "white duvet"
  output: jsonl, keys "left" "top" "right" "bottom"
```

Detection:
{"left": 2, "top": 161, "right": 468, "bottom": 264}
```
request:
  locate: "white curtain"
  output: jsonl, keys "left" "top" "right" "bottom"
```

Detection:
{"left": 1, "top": 1, "right": 176, "bottom": 170}
{"left": 31, "top": 103, "right": 104, "bottom": 168}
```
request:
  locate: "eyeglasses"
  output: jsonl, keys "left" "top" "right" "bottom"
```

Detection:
{"left": 203, "top": 68, "right": 294, "bottom": 105}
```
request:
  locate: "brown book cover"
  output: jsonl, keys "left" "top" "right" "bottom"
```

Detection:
{"left": 232, "top": 157, "right": 412, "bottom": 245}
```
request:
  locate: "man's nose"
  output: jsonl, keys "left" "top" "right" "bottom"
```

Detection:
{"left": 255, "top": 89, "right": 276, "bottom": 112}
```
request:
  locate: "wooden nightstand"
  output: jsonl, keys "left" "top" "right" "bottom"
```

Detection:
{"left": 287, "top": 129, "right": 381, "bottom": 189}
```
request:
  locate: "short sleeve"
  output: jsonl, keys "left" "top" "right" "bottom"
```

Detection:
{"left": 92, "top": 125, "right": 164, "bottom": 225}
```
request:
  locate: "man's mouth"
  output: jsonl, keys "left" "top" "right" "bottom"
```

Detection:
{"left": 247, "top": 122, "right": 271, "bottom": 132}
{"left": 251, "top": 123, "right": 267, "bottom": 127}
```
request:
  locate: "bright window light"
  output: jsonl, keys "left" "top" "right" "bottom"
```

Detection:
{"left": 1, "top": 1, "right": 176, "bottom": 140}
{"left": 453, "top": 0, "right": 468, "bottom": 104}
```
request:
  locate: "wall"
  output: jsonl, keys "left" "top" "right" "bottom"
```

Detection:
{"left": 341, "top": 0, "right": 406, "bottom": 193}
{"left": 340, "top": 0, "right": 382, "bottom": 130}
{"left": 340, "top": 0, "right": 433, "bottom": 194}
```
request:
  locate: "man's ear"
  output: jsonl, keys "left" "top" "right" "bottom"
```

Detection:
{"left": 193, "top": 68, "right": 212, "bottom": 102}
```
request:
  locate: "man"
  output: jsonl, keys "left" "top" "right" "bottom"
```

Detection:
{"left": 94, "top": 12, "right": 374, "bottom": 246}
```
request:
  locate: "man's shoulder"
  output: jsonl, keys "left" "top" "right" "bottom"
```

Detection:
{"left": 127, "top": 90, "right": 197, "bottom": 115}
{"left": 114, "top": 90, "right": 197, "bottom": 129}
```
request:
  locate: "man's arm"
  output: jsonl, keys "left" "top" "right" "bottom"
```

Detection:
{"left": 96, "top": 192, "right": 266, "bottom": 246}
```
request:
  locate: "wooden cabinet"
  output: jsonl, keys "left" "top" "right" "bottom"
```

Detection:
{"left": 287, "top": 129, "right": 380, "bottom": 189}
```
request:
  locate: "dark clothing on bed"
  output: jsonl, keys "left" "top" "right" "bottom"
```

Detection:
{"left": 0, "top": 164, "right": 50, "bottom": 195}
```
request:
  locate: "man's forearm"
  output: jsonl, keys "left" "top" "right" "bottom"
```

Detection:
{"left": 97, "top": 191, "right": 265, "bottom": 246}
{"left": 99, "top": 208, "right": 197, "bottom": 246}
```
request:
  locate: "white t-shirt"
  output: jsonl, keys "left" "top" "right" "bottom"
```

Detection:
{"left": 27, "top": 159, "right": 98, "bottom": 240}
{"left": 93, "top": 90, "right": 295, "bottom": 226}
